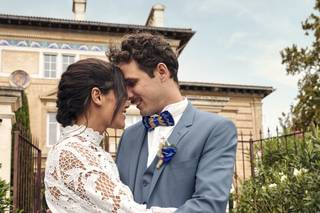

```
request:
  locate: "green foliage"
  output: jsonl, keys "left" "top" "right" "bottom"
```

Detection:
{"left": 280, "top": 0, "right": 320, "bottom": 130}
{"left": 0, "top": 164, "right": 12, "bottom": 212}
{"left": 14, "top": 91, "right": 30, "bottom": 131}
{"left": 233, "top": 127, "right": 320, "bottom": 213}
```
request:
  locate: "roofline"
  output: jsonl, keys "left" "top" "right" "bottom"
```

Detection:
{"left": 179, "top": 81, "right": 274, "bottom": 98}
{"left": 0, "top": 13, "right": 195, "bottom": 56}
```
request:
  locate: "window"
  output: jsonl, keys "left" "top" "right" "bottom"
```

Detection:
{"left": 44, "top": 54, "right": 57, "bottom": 78}
{"left": 47, "top": 112, "right": 60, "bottom": 146}
{"left": 62, "top": 55, "right": 75, "bottom": 72}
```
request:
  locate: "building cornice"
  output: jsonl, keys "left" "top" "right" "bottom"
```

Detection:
{"left": 0, "top": 13, "right": 195, "bottom": 56}
{"left": 0, "top": 86, "right": 23, "bottom": 115}
{"left": 180, "top": 81, "right": 274, "bottom": 98}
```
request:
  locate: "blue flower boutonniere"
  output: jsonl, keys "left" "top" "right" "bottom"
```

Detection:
{"left": 156, "top": 137, "right": 177, "bottom": 169}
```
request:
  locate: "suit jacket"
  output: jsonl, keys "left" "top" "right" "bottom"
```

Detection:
{"left": 116, "top": 102, "right": 237, "bottom": 213}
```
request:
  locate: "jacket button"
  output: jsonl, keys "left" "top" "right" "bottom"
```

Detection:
{"left": 143, "top": 181, "right": 148, "bottom": 187}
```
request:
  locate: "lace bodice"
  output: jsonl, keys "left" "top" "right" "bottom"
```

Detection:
{"left": 44, "top": 125, "right": 176, "bottom": 213}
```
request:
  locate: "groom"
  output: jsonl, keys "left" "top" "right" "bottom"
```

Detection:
{"left": 109, "top": 33, "right": 237, "bottom": 213}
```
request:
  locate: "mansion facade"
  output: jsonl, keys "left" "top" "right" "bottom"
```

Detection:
{"left": 0, "top": 2, "right": 273, "bottom": 183}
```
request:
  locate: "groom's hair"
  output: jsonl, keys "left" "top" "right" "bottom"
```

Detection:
{"left": 56, "top": 58, "right": 127, "bottom": 127}
{"left": 108, "top": 32, "right": 179, "bottom": 83}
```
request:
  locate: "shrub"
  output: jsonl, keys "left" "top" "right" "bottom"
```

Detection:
{"left": 0, "top": 164, "right": 11, "bottom": 212}
{"left": 234, "top": 127, "right": 320, "bottom": 213}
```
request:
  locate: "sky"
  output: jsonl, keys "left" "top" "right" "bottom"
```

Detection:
{"left": 0, "top": 0, "right": 315, "bottom": 134}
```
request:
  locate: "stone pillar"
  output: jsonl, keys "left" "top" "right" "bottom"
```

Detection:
{"left": 0, "top": 87, "right": 22, "bottom": 185}
{"left": 251, "top": 96, "right": 263, "bottom": 139}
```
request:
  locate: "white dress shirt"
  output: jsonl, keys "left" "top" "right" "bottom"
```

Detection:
{"left": 147, "top": 98, "right": 188, "bottom": 167}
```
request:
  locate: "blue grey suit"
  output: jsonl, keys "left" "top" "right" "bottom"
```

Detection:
{"left": 116, "top": 103, "right": 237, "bottom": 213}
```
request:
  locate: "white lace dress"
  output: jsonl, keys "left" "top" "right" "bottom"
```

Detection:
{"left": 45, "top": 125, "right": 176, "bottom": 213}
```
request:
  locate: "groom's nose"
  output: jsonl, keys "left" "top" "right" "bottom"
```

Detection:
{"left": 126, "top": 87, "right": 134, "bottom": 99}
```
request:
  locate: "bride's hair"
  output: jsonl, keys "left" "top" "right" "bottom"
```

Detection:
{"left": 56, "top": 58, "right": 127, "bottom": 127}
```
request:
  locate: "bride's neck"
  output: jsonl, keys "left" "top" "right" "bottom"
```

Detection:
{"left": 75, "top": 115, "right": 106, "bottom": 135}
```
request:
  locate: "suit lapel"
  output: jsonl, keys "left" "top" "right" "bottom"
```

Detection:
{"left": 128, "top": 123, "right": 147, "bottom": 190}
{"left": 147, "top": 102, "right": 195, "bottom": 201}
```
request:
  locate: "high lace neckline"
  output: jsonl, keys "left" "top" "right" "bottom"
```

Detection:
{"left": 60, "top": 124, "right": 104, "bottom": 146}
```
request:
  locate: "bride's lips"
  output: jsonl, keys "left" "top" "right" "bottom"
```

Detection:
{"left": 122, "top": 100, "right": 130, "bottom": 116}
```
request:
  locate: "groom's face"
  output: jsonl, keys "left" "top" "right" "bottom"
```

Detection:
{"left": 119, "top": 60, "right": 164, "bottom": 116}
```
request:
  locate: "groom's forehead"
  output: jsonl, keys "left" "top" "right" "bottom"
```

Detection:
{"left": 119, "top": 61, "right": 143, "bottom": 74}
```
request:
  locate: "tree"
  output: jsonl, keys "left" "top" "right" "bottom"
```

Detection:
{"left": 14, "top": 92, "right": 30, "bottom": 132}
{"left": 281, "top": 0, "right": 320, "bottom": 130}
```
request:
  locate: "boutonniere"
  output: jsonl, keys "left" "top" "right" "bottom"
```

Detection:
{"left": 156, "top": 137, "right": 177, "bottom": 169}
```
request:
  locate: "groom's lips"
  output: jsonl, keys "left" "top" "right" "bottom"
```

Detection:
{"left": 135, "top": 100, "right": 142, "bottom": 109}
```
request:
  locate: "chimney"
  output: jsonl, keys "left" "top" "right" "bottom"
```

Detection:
{"left": 145, "top": 4, "right": 165, "bottom": 27}
{"left": 72, "top": 0, "right": 87, "bottom": 21}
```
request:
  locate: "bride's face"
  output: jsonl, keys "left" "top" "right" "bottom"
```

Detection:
{"left": 105, "top": 91, "right": 129, "bottom": 129}
{"left": 110, "top": 103, "right": 129, "bottom": 129}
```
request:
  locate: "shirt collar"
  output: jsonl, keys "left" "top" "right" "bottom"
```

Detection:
{"left": 161, "top": 98, "right": 188, "bottom": 119}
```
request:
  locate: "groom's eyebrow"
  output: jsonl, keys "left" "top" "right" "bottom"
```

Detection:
{"left": 125, "top": 78, "right": 138, "bottom": 87}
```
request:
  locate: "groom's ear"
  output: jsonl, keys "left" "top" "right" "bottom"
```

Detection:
{"left": 156, "top": 63, "right": 170, "bottom": 82}
{"left": 91, "top": 87, "right": 103, "bottom": 106}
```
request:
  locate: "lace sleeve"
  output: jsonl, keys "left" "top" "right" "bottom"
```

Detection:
{"left": 46, "top": 139, "right": 176, "bottom": 213}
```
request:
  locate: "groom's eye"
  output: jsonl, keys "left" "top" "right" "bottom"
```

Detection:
{"left": 125, "top": 79, "right": 138, "bottom": 87}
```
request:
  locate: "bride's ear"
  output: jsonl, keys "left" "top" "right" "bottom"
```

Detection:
{"left": 91, "top": 87, "right": 103, "bottom": 106}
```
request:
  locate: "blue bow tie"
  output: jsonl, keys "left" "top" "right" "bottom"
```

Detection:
{"left": 142, "top": 111, "right": 175, "bottom": 131}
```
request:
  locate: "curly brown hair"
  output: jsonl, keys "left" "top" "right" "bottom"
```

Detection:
{"left": 108, "top": 32, "right": 179, "bottom": 83}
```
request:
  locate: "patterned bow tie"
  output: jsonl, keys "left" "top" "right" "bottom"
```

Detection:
{"left": 142, "top": 111, "right": 175, "bottom": 131}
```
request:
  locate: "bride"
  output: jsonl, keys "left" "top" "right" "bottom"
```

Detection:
{"left": 44, "top": 58, "right": 175, "bottom": 213}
